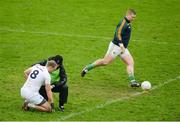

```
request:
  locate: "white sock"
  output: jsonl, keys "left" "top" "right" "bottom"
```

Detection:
{"left": 131, "top": 79, "right": 136, "bottom": 82}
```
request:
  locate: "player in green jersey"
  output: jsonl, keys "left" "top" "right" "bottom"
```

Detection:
{"left": 81, "top": 9, "right": 140, "bottom": 87}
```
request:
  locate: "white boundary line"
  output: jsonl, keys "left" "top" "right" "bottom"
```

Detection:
{"left": 1, "top": 27, "right": 180, "bottom": 45}
{"left": 0, "top": 27, "right": 111, "bottom": 40}
{"left": 56, "top": 75, "right": 180, "bottom": 121}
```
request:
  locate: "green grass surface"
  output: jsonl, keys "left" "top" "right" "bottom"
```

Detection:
{"left": 0, "top": 0, "right": 180, "bottom": 121}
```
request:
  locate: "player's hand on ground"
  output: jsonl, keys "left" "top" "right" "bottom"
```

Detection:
{"left": 50, "top": 103, "right": 55, "bottom": 112}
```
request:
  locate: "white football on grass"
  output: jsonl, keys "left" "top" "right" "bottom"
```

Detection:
{"left": 141, "top": 81, "right": 151, "bottom": 90}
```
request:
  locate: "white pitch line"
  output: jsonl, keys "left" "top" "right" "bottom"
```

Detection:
{"left": 56, "top": 75, "right": 180, "bottom": 121}
{"left": 0, "top": 27, "right": 111, "bottom": 40}
{"left": 1, "top": 27, "right": 180, "bottom": 45}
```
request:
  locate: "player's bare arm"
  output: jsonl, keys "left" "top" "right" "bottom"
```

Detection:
{"left": 45, "top": 83, "right": 53, "bottom": 104}
{"left": 117, "top": 19, "right": 126, "bottom": 54}
{"left": 24, "top": 67, "right": 32, "bottom": 80}
{"left": 45, "top": 83, "right": 54, "bottom": 111}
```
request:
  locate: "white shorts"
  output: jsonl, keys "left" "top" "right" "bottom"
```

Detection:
{"left": 21, "top": 87, "right": 45, "bottom": 105}
{"left": 105, "top": 42, "right": 131, "bottom": 59}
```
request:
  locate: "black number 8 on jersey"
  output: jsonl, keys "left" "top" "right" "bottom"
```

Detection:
{"left": 30, "top": 70, "right": 39, "bottom": 79}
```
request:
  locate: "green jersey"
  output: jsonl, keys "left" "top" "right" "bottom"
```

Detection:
{"left": 112, "top": 17, "right": 131, "bottom": 48}
{"left": 50, "top": 69, "right": 60, "bottom": 84}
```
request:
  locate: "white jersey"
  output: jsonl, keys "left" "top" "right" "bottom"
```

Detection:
{"left": 22, "top": 64, "right": 51, "bottom": 93}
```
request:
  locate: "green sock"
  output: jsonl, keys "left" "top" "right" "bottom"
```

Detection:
{"left": 128, "top": 74, "right": 135, "bottom": 82}
{"left": 86, "top": 64, "right": 94, "bottom": 71}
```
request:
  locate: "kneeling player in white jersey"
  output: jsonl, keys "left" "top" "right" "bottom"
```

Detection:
{"left": 21, "top": 60, "right": 57, "bottom": 112}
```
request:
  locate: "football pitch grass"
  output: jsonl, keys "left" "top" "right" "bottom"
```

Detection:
{"left": 0, "top": 0, "right": 180, "bottom": 121}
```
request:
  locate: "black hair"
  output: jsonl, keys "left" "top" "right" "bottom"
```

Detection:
{"left": 48, "top": 55, "right": 63, "bottom": 65}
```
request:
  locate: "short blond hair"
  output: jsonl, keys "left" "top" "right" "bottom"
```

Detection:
{"left": 126, "top": 9, "right": 136, "bottom": 15}
{"left": 46, "top": 60, "right": 57, "bottom": 68}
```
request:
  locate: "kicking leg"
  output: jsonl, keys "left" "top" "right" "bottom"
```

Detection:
{"left": 81, "top": 55, "right": 114, "bottom": 77}
{"left": 81, "top": 42, "right": 119, "bottom": 77}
